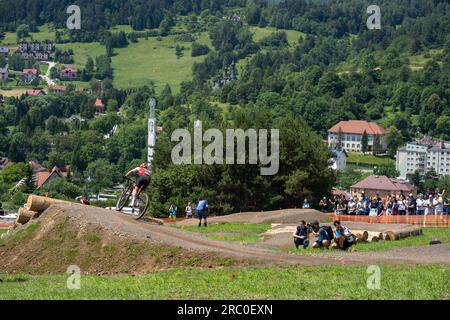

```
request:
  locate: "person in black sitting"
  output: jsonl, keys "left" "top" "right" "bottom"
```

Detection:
{"left": 293, "top": 220, "right": 309, "bottom": 249}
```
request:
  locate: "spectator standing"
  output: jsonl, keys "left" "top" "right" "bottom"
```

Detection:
{"left": 425, "top": 194, "right": 434, "bottom": 215}
{"left": 333, "top": 196, "right": 339, "bottom": 214}
{"left": 185, "top": 202, "right": 193, "bottom": 218}
{"left": 386, "top": 196, "right": 394, "bottom": 216}
{"left": 393, "top": 196, "right": 399, "bottom": 215}
{"left": 369, "top": 196, "right": 379, "bottom": 217}
{"left": 169, "top": 204, "right": 177, "bottom": 222}
{"left": 293, "top": 220, "right": 309, "bottom": 249}
{"left": 337, "top": 199, "right": 346, "bottom": 215}
{"left": 444, "top": 196, "right": 449, "bottom": 215}
{"left": 196, "top": 199, "right": 209, "bottom": 227}
{"left": 319, "top": 197, "right": 329, "bottom": 213}
{"left": 433, "top": 192, "right": 444, "bottom": 216}
{"left": 407, "top": 193, "right": 416, "bottom": 215}
{"left": 416, "top": 194, "right": 425, "bottom": 215}
{"left": 398, "top": 194, "right": 407, "bottom": 215}
{"left": 347, "top": 197, "right": 356, "bottom": 215}
{"left": 302, "top": 198, "right": 311, "bottom": 209}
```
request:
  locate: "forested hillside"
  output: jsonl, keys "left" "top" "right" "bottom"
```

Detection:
{"left": 0, "top": 0, "right": 449, "bottom": 214}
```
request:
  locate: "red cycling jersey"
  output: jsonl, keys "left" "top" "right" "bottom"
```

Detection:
{"left": 132, "top": 166, "right": 151, "bottom": 177}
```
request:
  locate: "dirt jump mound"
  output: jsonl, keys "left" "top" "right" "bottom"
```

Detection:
{"left": 0, "top": 204, "right": 245, "bottom": 275}
{"left": 177, "top": 208, "right": 332, "bottom": 226}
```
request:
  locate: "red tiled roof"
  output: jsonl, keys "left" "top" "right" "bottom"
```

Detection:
{"left": 328, "top": 120, "right": 385, "bottom": 135}
{"left": 351, "top": 175, "right": 416, "bottom": 193}
{"left": 28, "top": 160, "right": 47, "bottom": 173}
{"left": 49, "top": 85, "right": 67, "bottom": 91}
{"left": 25, "top": 89, "right": 45, "bottom": 96}
{"left": 23, "top": 68, "right": 38, "bottom": 75}
{"left": 61, "top": 67, "right": 78, "bottom": 73}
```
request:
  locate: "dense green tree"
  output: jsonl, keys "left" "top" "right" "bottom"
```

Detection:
{"left": 385, "top": 126, "right": 404, "bottom": 158}
{"left": 361, "top": 131, "right": 368, "bottom": 153}
{"left": 86, "top": 159, "right": 119, "bottom": 194}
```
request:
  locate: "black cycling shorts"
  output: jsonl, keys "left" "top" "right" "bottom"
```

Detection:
{"left": 136, "top": 175, "right": 150, "bottom": 189}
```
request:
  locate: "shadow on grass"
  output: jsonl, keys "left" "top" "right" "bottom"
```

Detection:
{"left": 0, "top": 276, "right": 28, "bottom": 283}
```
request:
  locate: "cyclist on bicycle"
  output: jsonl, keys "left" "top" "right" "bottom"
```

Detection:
{"left": 124, "top": 163, "right": 151, "bottom": 207}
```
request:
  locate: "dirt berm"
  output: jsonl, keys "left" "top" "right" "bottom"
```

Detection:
{"left": 177, "top": 208, "right": 332, "bottom": 226}
{"left": 1, "top": 204, "right": 449, "bottom": 275}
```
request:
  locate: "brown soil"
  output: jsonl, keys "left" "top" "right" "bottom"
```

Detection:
{"left": 1, "top": 204, "right": 449, "bottom": 275}
{"left": 177, "top": 208, "right": 332, "bottom": 226}
{"left": 0, "top": 206, "right": 249, "bottom": 275}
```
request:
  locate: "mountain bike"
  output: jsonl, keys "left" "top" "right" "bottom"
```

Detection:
{"left": 116, "top": 177, "right": 149, "bottom": 220}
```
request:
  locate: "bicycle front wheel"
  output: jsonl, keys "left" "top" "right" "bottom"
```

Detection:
{"left": 133, "top": 193, "right": 149, "bottom": 220}
{"left": 116, "top": 185, "right": 133, "bottom": 211}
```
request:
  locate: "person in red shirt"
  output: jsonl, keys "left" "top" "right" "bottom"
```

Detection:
{"left": 125, "top": 163, "right": 151, "bottom": 207}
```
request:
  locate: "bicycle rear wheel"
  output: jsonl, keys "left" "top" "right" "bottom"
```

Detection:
{"left": 116, "top": 185, "right": 133, "bottom": 211}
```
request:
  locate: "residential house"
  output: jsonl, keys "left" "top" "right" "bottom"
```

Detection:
{"left": 396, "top": 137, "right": 450, "bottom": 179}
{"left": 48, "top": 85, "right": 67, "bottom": 93}
{"left": 328, "top": 120, "right": 386, "bottom": 153}
{"left": 330, "top": 148, "right": 347, "bottom": 171}
{"left": 29, "top": 160, "right": 47, "bottom": 174}
{"left": 0, "top": 66, "right": 8, "bottom": 82}
{"left": 350, "top": 175, "right": 417, "bottom": 198}
{"left": 60, "top": 67, "right": 79, "bottom": 80}
{"left": 95, "top": 98, "right": 105, "bottom": 114}
{"left": 35, "top": 165, "right": 73, "bottom": 189}
{"left": 25, "top": 89, "right": 46, "bottom": 96}
{"left": 21, "top": 68, "right": 39, "bottom": 83}
{"left": 0, "top": 47, "right": 9, "bottom": 57}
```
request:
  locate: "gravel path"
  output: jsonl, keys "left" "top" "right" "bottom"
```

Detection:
{"left": 44, "top": 204, "right": 450, "bottom": 266}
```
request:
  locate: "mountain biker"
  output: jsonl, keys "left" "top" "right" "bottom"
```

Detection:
{"left": 124, "top": 163, "right": 151, "bottom": 207}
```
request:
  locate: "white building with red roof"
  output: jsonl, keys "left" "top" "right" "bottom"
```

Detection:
{"left": 60, "top": 66, "right": 79, "bottom": 80}
{"left": 328, "top": 120, "right": 386, "bottom": 153}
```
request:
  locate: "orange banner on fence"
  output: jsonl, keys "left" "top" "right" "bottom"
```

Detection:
{"left": 333, "top": 214, "right": 449, "bottom": 227}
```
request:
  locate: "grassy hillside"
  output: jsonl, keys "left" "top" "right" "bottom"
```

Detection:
{"left": 111, "top": 34, "right": 209, "bottom": 93}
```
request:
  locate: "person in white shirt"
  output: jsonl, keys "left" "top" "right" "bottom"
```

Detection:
{"left": 424, "top": 194, "right": 434, "bottom": 215}
{"left": 347, "top": 197, "right": 356, "bottom": 215}
{"left": 185, "top": 202, "right": 193, "bottom": 218}
{"left": 416, "top": 194, "right": 425, "bottom": 215}
{"left": 433, "top": 193, "right": 444, "bottom": 216}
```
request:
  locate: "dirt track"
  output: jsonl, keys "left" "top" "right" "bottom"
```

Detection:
{"left": 27, "top": 204, "right": 449, "bottom": 266}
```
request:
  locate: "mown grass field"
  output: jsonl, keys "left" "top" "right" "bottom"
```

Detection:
{"left": 0, "top": 264, "right": 448, "bottom": 299}
{"left": 57, "top": 42, "right": 106, "bottom": 68}
{"left": 111, "top": 34, "right": 208, "bottom": 93}
{"left": 178, "top": 222, "right": 271, "bottom": 245}
{"left": 250, "top": 26, "right": 305, "bottom": 46}
{"left": 347, "top": 152, "right": 394, "bottom": 167}
{"left": 288, "top": 227, "right": 450, "bottom": 254}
